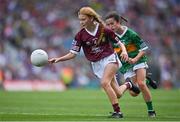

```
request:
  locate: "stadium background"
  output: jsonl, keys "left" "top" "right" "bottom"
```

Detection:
{"left": 0, "top": 0, "right": 180, "bottom": 91}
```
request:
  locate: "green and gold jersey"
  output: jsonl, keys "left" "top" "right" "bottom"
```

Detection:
{"left": 113, "top": 26, "right": 148, "bottom": 74}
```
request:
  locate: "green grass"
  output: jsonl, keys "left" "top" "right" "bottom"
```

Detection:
{"left": 0, "top": 89, "right": 180, "bottom": 121}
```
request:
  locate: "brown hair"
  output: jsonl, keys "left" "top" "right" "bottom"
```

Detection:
{"left": 105, "top": 11, "right": 128, "bottom": 23}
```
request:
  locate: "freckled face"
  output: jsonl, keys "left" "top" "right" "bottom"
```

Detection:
{"left": 78, "top": 14, "right": 92, "bottom": 29}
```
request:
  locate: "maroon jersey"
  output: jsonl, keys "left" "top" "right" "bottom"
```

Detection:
{"left": 70, "top": 24, "right": 120, "bottom": 62}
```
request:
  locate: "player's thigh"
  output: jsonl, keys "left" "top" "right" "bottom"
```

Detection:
{"left": 131, "top": 75, "right": 137, "bottom": 83}
{"left": 101, "top": 63, "right": 118, "bottom": 83}
{"left": 135, "top": 68, "right": 146, "bottom": 83}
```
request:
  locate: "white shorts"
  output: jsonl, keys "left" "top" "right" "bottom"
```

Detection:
{"left": 124, "top": 62, "right": 148, "bottom": 80}
{"left": 91, "top": 53, "right": 122, "bottom": 79}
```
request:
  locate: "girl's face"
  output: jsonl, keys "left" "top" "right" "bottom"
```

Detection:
{"left": 105, "top": 18, "right": 119, "bottom": 32}
{"left": 78, "top": 14, "right": 92, "bottom": 29}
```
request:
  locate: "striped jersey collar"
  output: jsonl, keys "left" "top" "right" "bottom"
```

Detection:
{"left": 118, "top": 26, "right": 128, "bottom": 38}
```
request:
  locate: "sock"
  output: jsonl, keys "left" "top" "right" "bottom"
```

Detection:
{"left": 146, "top": 101, "right": 153, "bottom": 111}
{"left": 112, "top": 103, "right": 120, "bottom": 113}
{"left": 146, "top": 78, "right": 150, "bottom": 84}
{"left": 124, "top": 82, "right": 131, "bottom": 89}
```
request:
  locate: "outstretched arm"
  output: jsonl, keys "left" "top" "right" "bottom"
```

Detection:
{"left": 48, "top": 52, "right": 76, "bottom": 64}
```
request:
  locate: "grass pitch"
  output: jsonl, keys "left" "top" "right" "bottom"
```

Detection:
{"left": 0, "top": 88, "right": 180, "bottom": 121}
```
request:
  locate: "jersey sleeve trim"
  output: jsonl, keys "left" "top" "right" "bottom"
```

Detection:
{"left": 70, "top": 50, "right": 79, "bottom": 54}
{"left": 139, "top": 46, "right": 148, "bottom": 51}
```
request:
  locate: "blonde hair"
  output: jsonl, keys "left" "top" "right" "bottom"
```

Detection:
{"left": 78, "top": 7, "right": 103, "bottom": 24}
{"left": 79, "top": 7, "right": 105, "bottom": 45}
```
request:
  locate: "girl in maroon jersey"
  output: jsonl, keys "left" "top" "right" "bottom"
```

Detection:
{"left": 49, "top": 7, "right": 134, "bottom": 118}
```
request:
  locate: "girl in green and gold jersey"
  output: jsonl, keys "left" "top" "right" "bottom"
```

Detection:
{"left": 105, "top": 11, "right": 156, "bottom": 117}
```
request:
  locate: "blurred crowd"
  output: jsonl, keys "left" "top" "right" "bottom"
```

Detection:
{"left": 0, "top": 0, "right": 179, "bottom": 89}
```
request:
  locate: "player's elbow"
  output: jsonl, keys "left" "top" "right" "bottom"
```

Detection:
{"left": 69, "top": 52, "right": 77, "bottom": 59}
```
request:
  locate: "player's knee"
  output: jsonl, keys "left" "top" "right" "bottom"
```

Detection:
{"left": 101, "top": 81, "right": 110, "bottom": 89}
{"left": 137, "top": 82, "right": 146, "bottom": 89}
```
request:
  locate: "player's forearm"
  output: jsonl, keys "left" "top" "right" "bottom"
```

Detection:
{"left": 57, "top": 52, "right": 76, "bottom": 62}
{"left": 134, "top": 51, "right": 145, "bottom": 61}
{"left": 118, "top": 42, "right": 127, "bottom": 54}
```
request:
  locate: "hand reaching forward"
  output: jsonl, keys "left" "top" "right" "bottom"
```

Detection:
{"left": 48, "top": 58, "right": 60, "bottom": 64}
{"left": 128, "top": 58, "right": 138, "bottom": 64}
